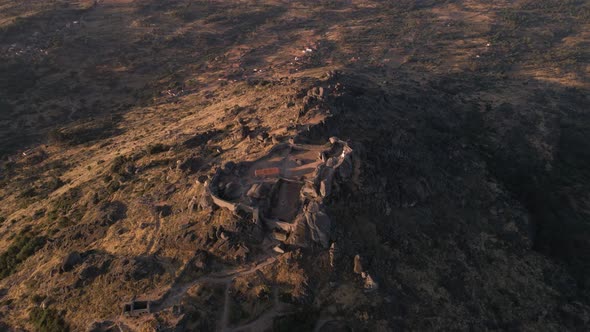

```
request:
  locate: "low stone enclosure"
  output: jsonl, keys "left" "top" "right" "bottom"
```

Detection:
{"left": 204, "top": 137, "right": 353, "bottom": 249}
{"left": 122, "top": 300, "right": 151, "bottom": 317}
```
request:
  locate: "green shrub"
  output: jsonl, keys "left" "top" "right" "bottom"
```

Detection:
{"left": 29, "top": 307, "right": 69, "bottom": 332}
{"left": 0, "top": 228, "right": 46, "bottom": 278}
{"left": 146, "top": 143, "right": 168, "bottom": 155}
{"left": 57, "top": 217, "right": 71, "bottom": 228}
{"left": 48, "top": 187, "right": 85, "bottom": 229}
{"left": 52, "top": 187, "right": 81, "bottom": 214}
{"left": 110, "top": 156, "right": 128, "bottom": 175}
{"left": 18, "top": 187, "right": 38, "bottom": 199}
{"left": 107, "top": 180, "right": 121, "bottom": 193}
{"left": 31, "top": 294, "right": 46, "bottom": 304}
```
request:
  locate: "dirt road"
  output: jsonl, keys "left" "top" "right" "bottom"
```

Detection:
{"left": 150, "top": 255, "right": 279, "bottom": 331}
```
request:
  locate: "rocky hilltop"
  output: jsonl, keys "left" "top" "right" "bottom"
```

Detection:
{"left": 0, "top": 1, "right": 589, "bottom": 331}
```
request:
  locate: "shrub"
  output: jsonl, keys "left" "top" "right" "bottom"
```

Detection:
{"left": 52, "top": 187, "right": 81, "bottom": 213}
{"left": 49, "top": 187, "right": 85, "bottom": 229}
{"left": 31, "top": 294, "right": 46, "bottom": 304}
{"left": 18, "top": 187, "right": 38, "bottom": 199}
{"left": 0, "top": 228, "right": 46, "bottom": 278}
{"left": 110, "top": 156, "right": 128, "bottom": 175}
{"left": 29, "top": 307, "right": 69, "bottom": 332}
{"left": 146, "top": 143, "right": 169, "bottom": 155}
{"left": 107, "top": 180, "right": 121, "bottom": 193}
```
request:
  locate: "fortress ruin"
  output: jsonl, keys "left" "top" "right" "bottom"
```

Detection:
{"left": 204, "top": 137, "right": 354, "bottom": 248}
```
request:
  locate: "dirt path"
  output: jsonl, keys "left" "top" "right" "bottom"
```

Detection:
{"left": 143, "top": 212, "right": 160, "bottom": 255}
{"left": 228, "top": 287, "right": 291, "bottom": 332}
{"left": 153, "top": 256, "right": 278, "bottom": 313}
{"left": 313, "top": 317, "right": 335, "bottom": 332}
{"left": 220, "top": 284, "right": 232, "bottom": 332}
{"left": 150, "top": 254, "right": 286, "bottom": 332}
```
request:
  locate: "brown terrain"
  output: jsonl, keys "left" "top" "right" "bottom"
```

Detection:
{"left": 0, "top": 0, "right": 589, "bottom": 331}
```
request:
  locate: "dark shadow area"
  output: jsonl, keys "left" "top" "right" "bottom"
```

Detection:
{"left": 309, "top": 67, "right": 590, "bottom": 330}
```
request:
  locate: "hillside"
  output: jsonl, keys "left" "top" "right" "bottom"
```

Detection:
{"left": 0, "top": 1, "right": 589, "bottom": 331}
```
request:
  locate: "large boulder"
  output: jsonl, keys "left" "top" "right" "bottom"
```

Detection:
{"left": 61, "top": 251, "right": 82, "bottom": 273}
{"left": 353, "top": 255, "right": 363, "bottom": 274}
{"left": 304, "top": 201, "right": 331, "bottom": 248}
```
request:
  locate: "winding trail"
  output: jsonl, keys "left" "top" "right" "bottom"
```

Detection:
{"left": 313, "top": 317, "right": 336, "bottom": 332}
{"left": 228, "top": 287, "right": 291, "bottom": 332}
{"left": 220, "top": 284, "right": 232, "bottom": 331}
{"left": 143, "top": 211, "right": 160, "bottom": 255}
{"left": 150, "top": 255, "right": 280, "bottom": 331}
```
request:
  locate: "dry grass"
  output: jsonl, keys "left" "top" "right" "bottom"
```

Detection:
{"left": 0, "top": 0, "right": 588, "bottom": 330}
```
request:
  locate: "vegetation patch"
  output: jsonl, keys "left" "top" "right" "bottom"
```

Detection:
{"left": 47, "top": 187, "right": 86, "bottom": 227}
{"left": 29, "top": 307, "right": 69, "bottom": 332}
{"left": 146, "top": 143, "right": 169, "bottom": 155}
{"left": 0, "top": 227, "right": 46, "bottom": 278}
